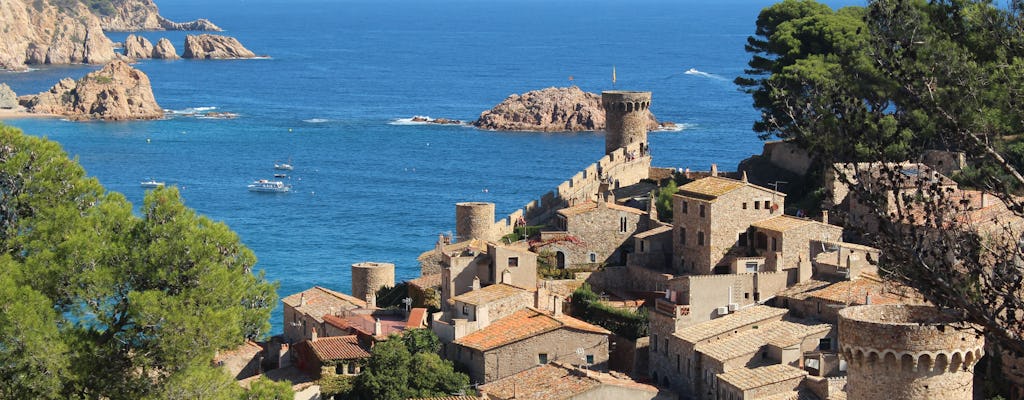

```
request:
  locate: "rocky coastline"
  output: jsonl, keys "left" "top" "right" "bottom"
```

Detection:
{"left": 473, "top": 86, "right": 667, "bottom": 132}
{"left": 182, "top": 34, "right": 258, "bottom": 59}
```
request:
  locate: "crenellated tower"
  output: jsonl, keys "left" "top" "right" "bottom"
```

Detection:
{"left": 602, "top": 90, "right": 652, "bottom": 155}
{"left": 839, "top": 304, "right": 984, "bottom": 400}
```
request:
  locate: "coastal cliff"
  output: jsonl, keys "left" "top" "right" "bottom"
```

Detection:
{"left": 19, "top": 60, "right": 163, "bottom": 121}
{"left": 474, "top": 86, "right": 662, "bottom": 132}
{"left": 183, "top": 34, "right": 257, "bottom": 59}
{"left": 97, "top": 0, "right": 221, "bottom": 31}
{"left": 0, "top": 0, "right": 118, "bottom": 71}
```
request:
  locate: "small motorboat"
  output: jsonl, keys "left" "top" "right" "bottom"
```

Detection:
{"left": 274, "top": 173, "right": 288, "bottom": 178}
{"left": 141, "top": 179, "right": 165, "bottom": 188}
{"left": 274, "top": 162, "right": 293, "bottom": 171}
{"left": 248, "top": 179, "right": 290, "bottom": 193}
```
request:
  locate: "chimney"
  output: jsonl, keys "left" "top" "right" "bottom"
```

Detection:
{"left": 865, "top": 291, "right": 872, "bottom": 305}
{"left": 501, "top": 269, "right": 513, "bottom": 285}
{"left": 981, "top": 193, "right": 989, "bottom": 208}
{"left": 553, "top": 296, "right": 563, "bottom": 316}
{"left": 299, "top": 293, "right": 307, "bottom": 307}
{"left": 311, "top": 327, "right": 318, "bottom": 341}
{"left": 710, "top": 164, "right": 718, "bottom": 177}
{"left": 741, "top": 170, "right": 748, "bottom": 183}
{"left": 374, "top": 318, "right": 382, "bottom": 337}
{"left": 472, "top": 276, "right": 481, "bottom": 290}
{"left": 647, "top": 190, "right": 658, "bottom": 221}
{"left": 366, "top": 292, "right": 377, "bottom": 309}
{"left": 821, "top": 209, "right": 829, "bottom": 223}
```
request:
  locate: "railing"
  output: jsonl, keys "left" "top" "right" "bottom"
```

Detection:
{"left": 654, "top": 298, "right": 690, "bottom": 318}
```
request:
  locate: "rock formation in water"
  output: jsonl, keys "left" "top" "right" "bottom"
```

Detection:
{"left": 152, "top": 38, "right": 178, "bottom": 59}
{"left": 473, "top": 86, "right": 661, "bottom": 132}
{"left": 182, "top": 34, "right": 257, "bottom": 59}
{"left": 20, "top": 60, "right": 164, "bottom": 121}
{"left": 97, "top": 0, "right": 221, "bottom": 31}
{"left": 0, "top": 0, "right": 118, "bottom": 71}
{"left": 0, "top": 84, "right": 18, "bottom": 109}
{"left": 123, "top": 34, "right": 154, "bottom": 59}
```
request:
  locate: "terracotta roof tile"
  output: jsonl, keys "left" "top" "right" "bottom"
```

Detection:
{"left": 282, "top": 286, "right": 367, "bottom": 323}
{"left": 305, "top": 335, "right": 370, "bottom": 362}
{"left": 807, "top": 273, "right": 923, "bottom": 306}
{"left": 451, "top": 283, "right": 529, "bottom": 306}
{"left": 696, "top": 320, "right": 831, "bottom": 362}
{"left": 456, "top": 308, "right": 608, "bottom": 352}
{"left": 751, "top": 215, "right": 819, "bottom": 233}
{"left": 324, "top": 313, "right": 410, "bottom": 339}
{"left": 479, "top": 363, "right": 599, "bottom": 400}
{"left": 557, "top": 200, "right": 644, "bottom": 217}
{"left": 634, "top": 225, "right": 672, "bottom": 238}
{"left": 407, "top": 308, "right": 428, "bottom": 329}
{"left": 717, "top": 364, "right": 808, "bottom": 391}
{"left": 408, "top": 273, "right": 442, "bottom": 289}
{"left": 674, "top": 305, "right": 788, "bottom": 344}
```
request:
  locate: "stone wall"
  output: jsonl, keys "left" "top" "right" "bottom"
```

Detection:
{"left": 477, "top": 328, "right": 609, "bottom": 383}
{"left": 839, "top": 304, "right": 985, "bottom": 400}
{"left": 763, "top": 140, "right": 813, "bottom": 176}
{"left": 541, "top": 204, "right": 644, "bottom": 268}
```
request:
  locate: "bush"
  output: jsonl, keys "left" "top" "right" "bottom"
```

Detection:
{"left": 570, "top": 284, "right": 648, "bottom": 340}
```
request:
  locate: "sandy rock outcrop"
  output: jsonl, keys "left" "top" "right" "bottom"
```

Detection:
{"left": 0, "top": 84, "right": 18, "bottom": 109}
{"left": 97, "top": 0, "right": 221, "bottom": 31}
{"left": 473, "top": 86, "right": 660, "bottom": 132}
{"left": 182, "top": 34, "right": 257, "bottom": 59}
{"left": 124, "top": 34, "right": 154, "bottom": 59}
{"left": 0, "top": 0, "right": 117, "bottom": 71}
{"left": 152, "top": 38, "right": 178, "bottom": 59}
{"left": 20, "top": 60, "right": 163, "bottom": 121}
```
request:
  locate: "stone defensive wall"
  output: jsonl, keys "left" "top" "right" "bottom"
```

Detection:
{"left": 839, "top": 304, "right": 984, "bottom": 400}
{"left": 487, "top": 141, "right": 651, "bottom": 240}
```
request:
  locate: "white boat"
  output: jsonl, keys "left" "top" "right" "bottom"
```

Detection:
{"left": 274, "top": 162, "right": 293, "bottom": 171}
{"left": 248, "top": 179, "right": 290, "bottom": 193}
{"left": 140, "top": 179, "right": 165, "bottom": 188}
{"left": 274, "top": 173, "right": 288, "bottom": 178}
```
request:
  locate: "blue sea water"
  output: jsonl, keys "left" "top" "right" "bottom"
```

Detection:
{"left": 0, "top": 0, "right": 863, "bottom": 334}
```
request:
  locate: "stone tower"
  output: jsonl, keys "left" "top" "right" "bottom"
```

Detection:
{"left": 455, "top": 201, "right": 495, "bottom": 243}
{"left": 602, "top": 90, "right": 652, "bottom": 155}
{"left": 351, "top": 262, "right": 395, "bottom": 307}
{"left": 839, "top": 304, "right": 984, "bottom": 400}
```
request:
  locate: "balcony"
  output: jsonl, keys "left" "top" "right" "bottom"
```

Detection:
{"left": 654, "top": 298, "right": 690, "bottom": 318}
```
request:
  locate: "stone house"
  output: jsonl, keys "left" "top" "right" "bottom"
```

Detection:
{"left": 715, "top": 364, "right": 809, "bottom": 400}
{"left": 432, "top": 283, "right": 535, "bottom": 344}
{"left": 748, "top": 215, "right": 842, "bottom": 278}
{"left": 540, "top": 195, "right": 647, "bottom": 269}
{"left": 439, "top": 241, "right": 537, "bottom": 306}
{"left": 293, "top": 334, "right": 371, "bottom": 379}
{"left": 449, "top": 307, "right": 611, "bottom": 384}
{"left": 774, "top": 272, "right": 925, "bottom": 324}
{"left": 673, "top": 175, "right": 785, "bottom": 275}
{"left": 213, "top": 340, "right": 264, "bottom": 381}
{"left": 479, "top": 362, "right": 673, "bottom": 400}
{"left": 322, "top": 307, "right": 428, "bottom": 342}
{"left": 281, "top": 286, "right": 367, "bottom": 343}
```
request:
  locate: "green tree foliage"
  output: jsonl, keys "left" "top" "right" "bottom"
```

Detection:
{"left": 0, "top": 124, "right": 278, "bottom": 398}
{"left": 353, "top": 332, "right": 468, "bottom": 400}
{"left": 570, "top": 283, "right": 648, "bottom": 340}
{"left": 655, "top": 180, "right": 678, "bottom": 222}
{"left": 242, "top": 377, "right": 295, "bottom": 400}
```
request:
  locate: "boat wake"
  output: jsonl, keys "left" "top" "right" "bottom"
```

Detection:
{"left": 653, "top": 122, "right": 695, "bottom": 132}
{"left": 684, "top": 68, "right": 728, "bottom": 81}
{"left": 167, "top": 106, "right": 218, "bottom": 115}
{"left": 166, "top": 106, "right": 239, "bottom": 119}
{"left": 303, "top": 118, "right": 330, "bottom": 123}
{"left": 389, "top": 116, "right": 469, "bottom": 126}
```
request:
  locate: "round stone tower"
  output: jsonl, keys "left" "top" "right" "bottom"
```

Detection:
{"left": 839, "top": 304, "right": 984, "bottom": 400}
{"left": 351, "top": 262, "right": 395, "bottom": 305}
{"left": 455, "top": 201, "right": 495, "bottom": 243}
{"left": 602, "top": 90, "right": 652, "bottom": 155}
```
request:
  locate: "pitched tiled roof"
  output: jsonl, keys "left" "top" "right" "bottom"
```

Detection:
{"left": 775, "top": 279, "right": 833, "bottom": 301}
{"left": 806, "top": 273, "right": 923, "bottom": 306}
{"left": 456, "top": 308, "right": 609, "bottom": 352}
{"left": 751, "top": 215, "right": 819, "bottom": 233}
{"left": 407, "top": 273, "right": 442, "bottom": 289}
{"left": 479, "top": 363, "right": 600, "bottom": 400}
{"left": 673, "top": 305, "right": 788, "bottom": 344}
{"left": 282, "top": 286, "right": 367, "bottom": 323}
{"left": 557, "top": 200, "right": 644, "bottom": 217}
{"left": 634, "top": 225, "right": 672, "bottom": 238}
{"left": 324, "top": 313, "right": 411, "bottom": 339}
{"left": 696, "top": 320, "right": 831, "bottom": 362}
{"left": 407, "top": 308, "right": 428, "bottom": 329}
{"left": 305, "top": 335, "right": 370, "bottom": 361}
{"left": 717, "top": 364, "right": 808, "bottom": 391}
{"left": 677, "top": 176, "right": 746, "bottom": 199}
{"left": 451, "top": 283, "right": 529, "bottom": 306}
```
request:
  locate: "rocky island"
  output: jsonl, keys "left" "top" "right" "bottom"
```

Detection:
{"left": 183, "top": 34, "right": 258, "bottom": 59}
{"left": 473, "top": 86, "right": 665, "bottom": 132}
{"left": 19, "top": 60, "right": 164, "bottom": 121}
{"left": 97, "top": 0, "right": 221, "bottom": 31}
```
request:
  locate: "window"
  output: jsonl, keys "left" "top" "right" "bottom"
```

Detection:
{"left": 589, "top": 253, "right": 597, "bottom": 263}
{"left": 819, "top": 338, "right": 832, "bottom": 350}
{"left": 679, "top": 228, "right": 686, "bottom": 245}
{"left": 764, "top": 200, "right": 771, "bottom": 209}
{"left": 663, "top": 338, "right": 668, "bottom": 354}
{"left": 538, "top": 353, "right": 549, "bottom": 364}
{"left": 508, "top": 257, "right": 518, "bottom": 267}
{"left": 697, "top": 231, "right": 705, "bottom": 246}
{"left": 771, "top": 237, "right": 778, "bottom": 251}
{"left": 699, "top": 204, "right": 705, "bottom": 217}
{"left": 462, "top": 305, "right": 470, "bottom": 315}
{"left": 682, "top": 201, "right": 688, "bottom": 214}
{"left": 347, "top": 362, "right": 356, "bottom": 374}
{"left": 742, "top": 202, "right": 747, "bottom": 209}
{"left": 586, "top": 354, "right": 595, "bottom": 364}
{"left": 754, "top": 201, "right": 761, "bottom": 210}
{"left": 336, "top": 364, "right": 344, "bottom": 374}
{"left": 640, "top": 240, "right": 646, "bottom": 253}
{"left": 744, "top": 292, "right": 750, "bottom": 299}
{"left": 676, "top": 354, "right": 681, "bottom": 372}
{"left": 619, "top": 216, "right": 628, "bottom": 233}
{"left": 746, "top": 262, "right": 758, "bottom": 273}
